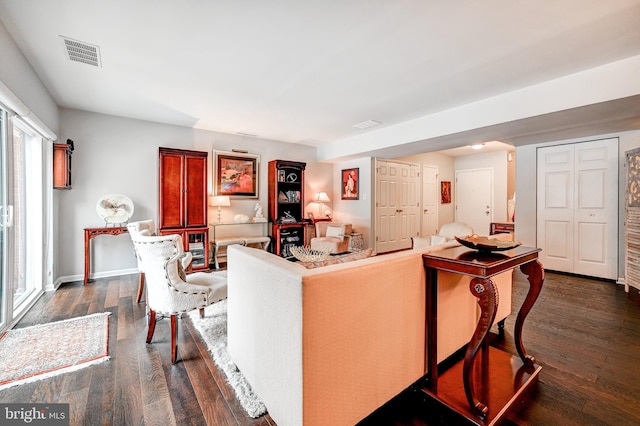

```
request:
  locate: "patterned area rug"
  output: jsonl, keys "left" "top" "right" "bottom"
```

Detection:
{"left": 0, "top": 312, "right": 110, "bottom": 391}
{"left": 189, "top": 299, "right": 267, "bottom": 418}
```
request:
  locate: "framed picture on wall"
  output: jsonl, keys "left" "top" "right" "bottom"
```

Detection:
{"left": 441, "top": 181, "right": 451, "bottom": 204}
{"left": 342, "top": 168, "right": 359, "bottom": 200}
{"left": 214, "top": 151, "right": 260, "bottom": 198}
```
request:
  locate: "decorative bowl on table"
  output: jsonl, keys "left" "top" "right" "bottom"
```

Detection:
{"left": 96, "top": 193, "right": 134, "bottom": 224}
{"left": 234, "top": 214, "right": 250, "bottom": 223}
{"left": 454, "top": 235, "right": 521, "bottom": 252}
{"left": 289, "top": 246, "right": 331, "bottom": 263}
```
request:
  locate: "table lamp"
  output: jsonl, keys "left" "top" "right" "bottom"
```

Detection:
{"left": 210, "top": 195, "right": 231, "bottom": 223}
{"left": 315, "top": 192, "right": 330, "bottom": 217}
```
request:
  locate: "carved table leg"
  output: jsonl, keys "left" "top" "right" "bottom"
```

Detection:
{"left": 463, "top": 277, "right": 498, "bottom": 419}
{"left": 84, "top": 230, "right": 91, "bottom": 284}
{"left": 516, "top": 259, "right": 544, "bottom": 367}
{"left": 425, "top": 267, "right": 439, "bottom": 391}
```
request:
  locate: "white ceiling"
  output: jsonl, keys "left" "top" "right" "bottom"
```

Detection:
{"left": 1, "top": 1, "right": 640, "bottom": 157}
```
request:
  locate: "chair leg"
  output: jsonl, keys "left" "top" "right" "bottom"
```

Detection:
{"left": 199, "top": 307, "right": 205, "bottom": 319}
{"left": 146, "top": 310, "right": 157, "bottom": 343}
{"left": 170, "top": 314, "right": 178, "bottom": 364}
{"left": 136, "top": 272, "right": 145, "bottom": 303}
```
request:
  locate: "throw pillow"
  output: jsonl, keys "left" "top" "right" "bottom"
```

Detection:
{"left": 325, "top": 226, "right": 343, "bottom": 238}
{"left": 300, "top": 248, "right": 374, "bottom": 269}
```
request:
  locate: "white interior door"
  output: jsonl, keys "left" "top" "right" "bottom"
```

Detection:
{"left": 537, "top": 139, "right": 618, "bottom": 279}
{"left": 375, "top": 159, "right": 420, "bottom": 253}
{"left": 536, "top": 144, "right": 575, "bottom": 272}
{"left": 376, "top": 160, "right": 398, "bottom": 253}
{"left": 455, "top": 168, "right": 493, "bottom": 235}
{"left": 400, "top": 163, "right": 420, "bottom": 245}
{"left": 422, "top": 165, "right": 438, "bottom": 236}
{"left": 574, "top": 141, "right": 618, "bottom": 278}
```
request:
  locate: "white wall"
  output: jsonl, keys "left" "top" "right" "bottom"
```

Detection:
{"left": 0, "top": 22, "right": 59, "bottom": 284}
{"left": 328, "top": 157, "right": 372, "bottom": 248}
{"left": 516, "top": 130, "right": 640, "bottom": 281}
{"left": 0, "top": 22, "right": 58, "bottom": 133}
{"left": 304, "top": 161, "right": 334, "bottom": 217}
{"left": 57, "top": 108, "right": 318, "bottom": 281}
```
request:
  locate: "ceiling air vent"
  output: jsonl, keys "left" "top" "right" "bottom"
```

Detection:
{"left": 60, "top": 36, "right": 101, "bottom": 67}
{"left": 352, "top": 120, "right": 381, "bottom": 130}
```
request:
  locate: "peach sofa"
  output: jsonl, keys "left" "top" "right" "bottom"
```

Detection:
{"left": 226, "top": 239, "right": 512, "bottom": 426}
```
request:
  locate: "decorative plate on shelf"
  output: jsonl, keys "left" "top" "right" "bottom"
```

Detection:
{"left": 96, "top": 194, "right": 134, "bottom": 224}
{"left": 455, "top": 235, "right": 521, "bottom": 252}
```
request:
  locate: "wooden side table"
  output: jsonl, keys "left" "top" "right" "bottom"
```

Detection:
{"left": 421, "top": 245, "right": 543, "bottom": 424}
{"left": 84, "top": 226, "right": 128, "bottom": 284}
{"left": 349, "top": 232, "right": 364, "bottom": 251}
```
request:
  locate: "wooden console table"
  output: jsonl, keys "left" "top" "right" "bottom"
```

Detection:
{"left": 84, "top": 226, "right": 128, "bottom": 284}
{"left": 421, "top": 245, "right": 544, "bottom": 425}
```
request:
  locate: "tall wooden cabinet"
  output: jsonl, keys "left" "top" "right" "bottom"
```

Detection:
{"left": 158, "top": 147, "right": 209, "bottom": 270}
{"left": 268, "top": 160, "right": 306, "bottom": 259}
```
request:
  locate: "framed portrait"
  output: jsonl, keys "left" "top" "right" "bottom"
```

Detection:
{"left": 341, "top": 168, "right": 359, "bottom": 200}
{"left": 441, "top": 181, "right": 451, "bottom": 204}
{"left": 214, "top": 151, "right": 260, "bottom": 198}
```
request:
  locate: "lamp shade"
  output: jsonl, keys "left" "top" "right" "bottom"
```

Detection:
{"left": 210, "top": 195, "right": 231, "bottom": 207}
{"left": 315, "top": 192, "right": 330, "bottom": 203}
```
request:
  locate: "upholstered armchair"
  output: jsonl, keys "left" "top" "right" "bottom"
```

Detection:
{"left": 127, "top": 220, "right": 192, "bottom": 303}
{"left": 130, "top": 232, "right": 227, "bottom": 363}
{"left": 310, "top": 222, "right": 353, "bottom": 254}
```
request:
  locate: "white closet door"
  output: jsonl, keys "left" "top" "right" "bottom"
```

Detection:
{"left": 375, "top": 160, "right": 399, "bottom": 253}
{"left": 375, "top": 159, "right": 420, "bottom": 254}
{"left": 574, "top": 140, "right": 618, "bottom": 278}
{"left": 537, "top": 138, "right": 618, "bottom": 279}
{"left": 421, "top": 165, "right": 439, "bottom": 236}
{"left": 537, "top": 145, "right": 575, "bottom": 272}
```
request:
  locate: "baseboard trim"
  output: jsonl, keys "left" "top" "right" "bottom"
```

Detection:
{"left": 55, "top": 268, "right": 138, "bottom": 288}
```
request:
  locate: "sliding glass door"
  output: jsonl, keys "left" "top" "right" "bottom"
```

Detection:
{"left": 0, "top": 110, "right": 7, "bottom": 333}
{"left": 0, "top": 108, "right": 47, "bottom": 333}
{"left": 11, "top": 120, "right": 44, "bottom": 312}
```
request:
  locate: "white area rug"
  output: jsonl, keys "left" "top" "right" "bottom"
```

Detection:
{"left": 189, "top": 299, "right": 267, "bottom": 418}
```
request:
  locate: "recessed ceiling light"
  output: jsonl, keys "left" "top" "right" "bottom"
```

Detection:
{"left": 471, "top": 144, "right": 484, "bottom": 150}
{"left": 352, "top": 120, "right": 381, "bottom": 129}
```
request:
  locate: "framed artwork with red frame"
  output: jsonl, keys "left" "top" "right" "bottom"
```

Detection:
{"left": 441, "top": 181, "right": 451, "bottom": 204}
{"left": 341, "top": 168, "right": 359, "bottom": 200}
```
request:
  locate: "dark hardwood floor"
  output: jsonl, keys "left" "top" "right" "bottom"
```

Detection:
{"left": 1, "top": 269, "right": 639, "bottom": 425}
{"left": 0, "top": 273, "right": 275, "bottom": 426}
